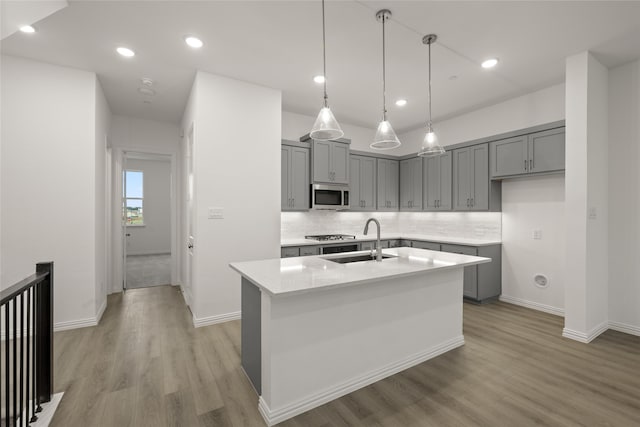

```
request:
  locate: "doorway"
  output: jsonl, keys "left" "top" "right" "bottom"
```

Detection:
{"left": 121, "top": 152, "right": 174, "bottom": 290}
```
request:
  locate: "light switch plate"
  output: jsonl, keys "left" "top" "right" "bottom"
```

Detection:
{"left": 533, "top": 229, "right": 542, "bottom": 240}
{"left": 208, "top": 207, "right": 224, "bottom": 219}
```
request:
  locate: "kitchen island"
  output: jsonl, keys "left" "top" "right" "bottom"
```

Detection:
{"left": 230, "top": 247, "right": 490, "bottom": 426}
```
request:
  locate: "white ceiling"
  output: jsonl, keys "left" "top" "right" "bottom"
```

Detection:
{"left": 3, "top": 1, "right": 640, "bottom": 133}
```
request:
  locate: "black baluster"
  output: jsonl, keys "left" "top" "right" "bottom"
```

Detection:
{"left": 34, "top": 284, "right": 41, "bottom": 414}
{"left": 13, "top": 298, "right": 18, "bottom": 426}
{"left": 20, "top": 293, "right": 24, "bottom": 427}
{"left": 30, "top": 287, "right": 37, "bottom": 424}
{"left": 26, "top": 288, "right": 31, "bottom": 426}
{"left": 5, "top": 301, "right": 9, "bottom": 427}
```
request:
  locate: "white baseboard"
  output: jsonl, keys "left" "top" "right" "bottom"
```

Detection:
{"left": 96, "top": 299, "right": 107, "bottom": 324}
{"left": 258, "top": 336, "right": 465, "bottom": 426}
{"left": 608, "top": 321, "right": 640, "bottom": 337}
{"left": 192, "top": 311, "right": 241, "bottom": 328}
{"left": 562, "top": 321, "right": 609, "bottom": 343}
{"left": 499, "top": 295, "right": 564, "bottom": 317}
{"left": 126, "top": 251, "right": 171, "bottom": 256}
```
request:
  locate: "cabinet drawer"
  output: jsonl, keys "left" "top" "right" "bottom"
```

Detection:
{"left": 386, "top": 239, "right": 402, "bottom": 248}
{"left": 281, "top": 247, "right": 300, "bottom": 258}
{"left": 299, "top": 246, "right": 320, "bottom": 256}
{"left": 361, "top": 241, "right": 375, "bottom": 251}
{"left": 411, "top": 241, "right": 441, "bottom": 251}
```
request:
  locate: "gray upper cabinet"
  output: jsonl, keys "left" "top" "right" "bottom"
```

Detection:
{"left": 281, "top": 145, "right": 309, "bottom": 211}
{"left": 350, "top": 155, "right": 376, "bottom": 211}
{"left": 453, "top": 143, "right": 490, "bottom": 211}
{"left": 528, "top": 128, "right": 565, "bottom": 174}
{"left": 400, "top": 158, "right": 423, "bottom": 211}
{"left": 490, "top": 127, "right": 565, "bottom": 178}
{"left": 423, "top": 152, "right": 452, "bottom": 211}
{"left": 312, "top": 140, "right": 349, "bottom": 184}
{"left": 377, "top": 159, "right": 399, "bottom": 211}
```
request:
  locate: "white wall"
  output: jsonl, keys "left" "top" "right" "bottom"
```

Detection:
{"left": 95, "top": 78, "right": 111, "bottom": 317}
{"left": 125, "top": 158, "right": 171, "bottom": 255}
{"left": 1, "top": 55, "right": 100, "bottom": 327}
{"left": 501, "top": 175, "right": 565, "bottom": 315}
{"left": 282, "top": 111, "right": 378, "bottom": 153}
{"left": 186, "top": 71, "right": 281, "bottom": 324}
{"left": 111, "top": 115, "right": 180, "bottom": 152}
{"left": 608, "top": 59, "right": 640, "bottom": 336}
{"left": 564, "top": 52, "right": 609, "bottom": 342}
{"left": 397, "top": 83, "right": 566, "bottom": 155}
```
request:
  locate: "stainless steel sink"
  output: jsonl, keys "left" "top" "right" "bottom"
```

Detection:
{"left": 324, "top": 254, "right": 396, "bottom": 264}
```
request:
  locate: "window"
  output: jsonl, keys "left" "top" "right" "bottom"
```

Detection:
{"left": 124, "top": 170, "right": 144, "bottom": 225}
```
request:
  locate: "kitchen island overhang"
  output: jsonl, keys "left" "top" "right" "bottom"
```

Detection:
{"left": 230, "top": 247, "right": 491, "bottom": 426}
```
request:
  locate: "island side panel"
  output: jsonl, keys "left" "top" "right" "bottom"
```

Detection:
{"left": 259, "top": 268, "right": 464, "bottom": 423}
{"left": 241, "top": 277, "right": 261, "bottom": 394}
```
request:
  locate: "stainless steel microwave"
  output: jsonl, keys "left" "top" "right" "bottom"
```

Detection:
{"left": 311, "top": 184, "right": 349, "bottom": 210}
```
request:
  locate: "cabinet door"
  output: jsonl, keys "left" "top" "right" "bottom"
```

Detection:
{"left": 376, "top": 159, "right": 388, "bottom": 209}
{"left": 290, "top": 147, "right": 309, "bottom": 210}
{"left": 439, "top": 152, "right": 452, "bottom": 210}
{"left": 360, "top": 156, "right": 376, "bottom": 210}
{"left": 412, "top": 241, "right": 440, "bottom": 251}
{"left": 299, "top": 246, "right": 320, "bottom": 256}
{"left": 313, "top": 141, "right": 332, "bottom": 183}
{"left": 490, "top": 136, "right": 527, "bottom": 178}
{"left": 400, "top": 159, "right": 412, "bottom": 209}
{"left": 441, "top": 244, "right": 478, "bottom": 299}
{"left": 528, "top": 128, "right": 565, "bottom": 174}
{"left": 332, "top": 142, "right": 350, "bottom": 184}
{"left": 361, "top": 241, "right": 375, "bottom": 251}
{"left": 386, "top": 160, "right": 399, "bottom": 209}
{"left": 349, "top": 156, "right": 361, "bottom": 209}
{"left": 470, "top": 144, "right": 489, "bottom": 210}
{"left": 452, "top": 148, "right": 471, "bottom": 211}
{"left": 281, "top": 146, "right": 291, "bottom": 210}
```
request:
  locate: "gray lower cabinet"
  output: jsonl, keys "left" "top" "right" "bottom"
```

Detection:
{"left": 423, "top": 152, "right": 452, "bottom": 211}
{"left": 400, "top": 157, "right": 423, "bottom": 211}
{"left": 377, "top": 159, "right": 399, "bottom": 210}
{"left": 411, "top": 241, "right": 440, "bottom": 251}
{"left": 281, "top": 145, "right": 309, "bottom": 211}
{"left": 490, "top": 127, "right": 565, "bottom": 179}
{"left": 312, "top": 140, "right": 350, "bottom": 184}
{"left": 350, "top": 155, "right": 376, "bottom": 210}
{"left": 440, "top": 243, "right": 502, "bottom": 302}
{"left": 281, "top": 247, "right": 300, "bottom": 258}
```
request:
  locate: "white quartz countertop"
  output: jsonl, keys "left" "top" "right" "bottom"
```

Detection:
{"left": 281, "top": 234, "right": 501, "bottom": 247}
{"left": 230, "top": 247, "right": 491, "bottom": 296}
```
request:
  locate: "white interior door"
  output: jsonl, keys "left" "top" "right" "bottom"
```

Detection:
{"left": 185, "top": 125, "right": 195, "bottom": 305}
{"left": 122, "top": 154, "right": 129, "bottom": 291}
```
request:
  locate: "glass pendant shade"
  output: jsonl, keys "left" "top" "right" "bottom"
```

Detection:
{"left": 310, "top": 106, "right": 344, "bottom": 140}
{"left": 418, "top": 126, "right": 445, "bottom": 157}
{"left": 371, "top": 120, "right": 401, "bottom": 150}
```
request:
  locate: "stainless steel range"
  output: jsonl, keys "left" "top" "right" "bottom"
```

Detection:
{"left": 304, "top": 234, "right": 356, "bottom": 241}
{"left": 305, "top": 234, "right": 358, "bottom": 254}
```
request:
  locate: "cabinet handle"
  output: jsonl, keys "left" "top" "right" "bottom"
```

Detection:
{"left": 471, "top": 198, "right": 474, "bottom": 207}
{"left": 466, "top": 198, "right": 469, "bottom": 207}
{"left": 524, "top": 159, "right": 527, "bottom": 171}
{"left": 292, "top": 198, "right": 295, "bottom": 207}
{"left": 436, "top": 199, "right": 439, "bottom": 208}
{"left": 530, "top": 159, "right": 533, "bottom": 170}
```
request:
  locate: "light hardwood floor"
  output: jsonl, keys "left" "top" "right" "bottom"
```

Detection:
{"left": 46, "top": 286, "right": 640, "bottom": 427}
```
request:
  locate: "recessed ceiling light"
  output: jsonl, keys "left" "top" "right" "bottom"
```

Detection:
{"left": 395, "top": 99, "right": 407, "bottom": 107}
{"left": 116, "top": 47, "right": 135, "bottom": 57}
{"left": 313, "top": 75, "right": 325, "bottom": 84}
{"left": 185, "top": 36, "right": 203, "bottom": 49}
{"left": 481, "top": 58, "right": 499, "bottom": 69}
{"left": 20, "top": 25, "right": 36, "bottom": 33}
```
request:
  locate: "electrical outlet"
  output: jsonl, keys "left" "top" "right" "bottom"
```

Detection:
{"left": 533, "top": 229, "right": 542, "bottom": 240}
{"left": 208, "top": 207, "right": 224, "bottom": 219}
{"left": 588, "top": 207, "right": 597, "bottom": 220}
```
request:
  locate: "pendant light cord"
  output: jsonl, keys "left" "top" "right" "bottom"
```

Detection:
{"left": 322, "top": 0, "right": 328, "bottom": 108}
{"left": 381, "top": 13, "right": 387, "bottom": 121}
{"left": 428, "top": 39, "right": 432, "bottom": 130}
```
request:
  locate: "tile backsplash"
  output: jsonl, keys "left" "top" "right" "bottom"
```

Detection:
{"left": 281, "top": 211, "right": 501, "bottom": 240}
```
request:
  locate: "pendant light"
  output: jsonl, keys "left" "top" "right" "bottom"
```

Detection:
{"left": 418, "top": 34, "right": 445, "bottom": 157}
{"left": 309, "top": 0, "right": 344, "bottom": 141}
{"left": 371, "top": 9, "right": 401, "bottom": 150}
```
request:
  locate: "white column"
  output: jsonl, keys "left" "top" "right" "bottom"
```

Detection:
{"left": 563, "top": 52, "right": 609, "bottom": 342}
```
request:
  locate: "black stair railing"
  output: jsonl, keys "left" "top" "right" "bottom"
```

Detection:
{"left": 1, "top": 262, "right": 53, "bottom": 427}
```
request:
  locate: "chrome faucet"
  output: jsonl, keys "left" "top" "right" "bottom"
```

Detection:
{"left": 363, "top": 218, "right": 382, "bottom": 262}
